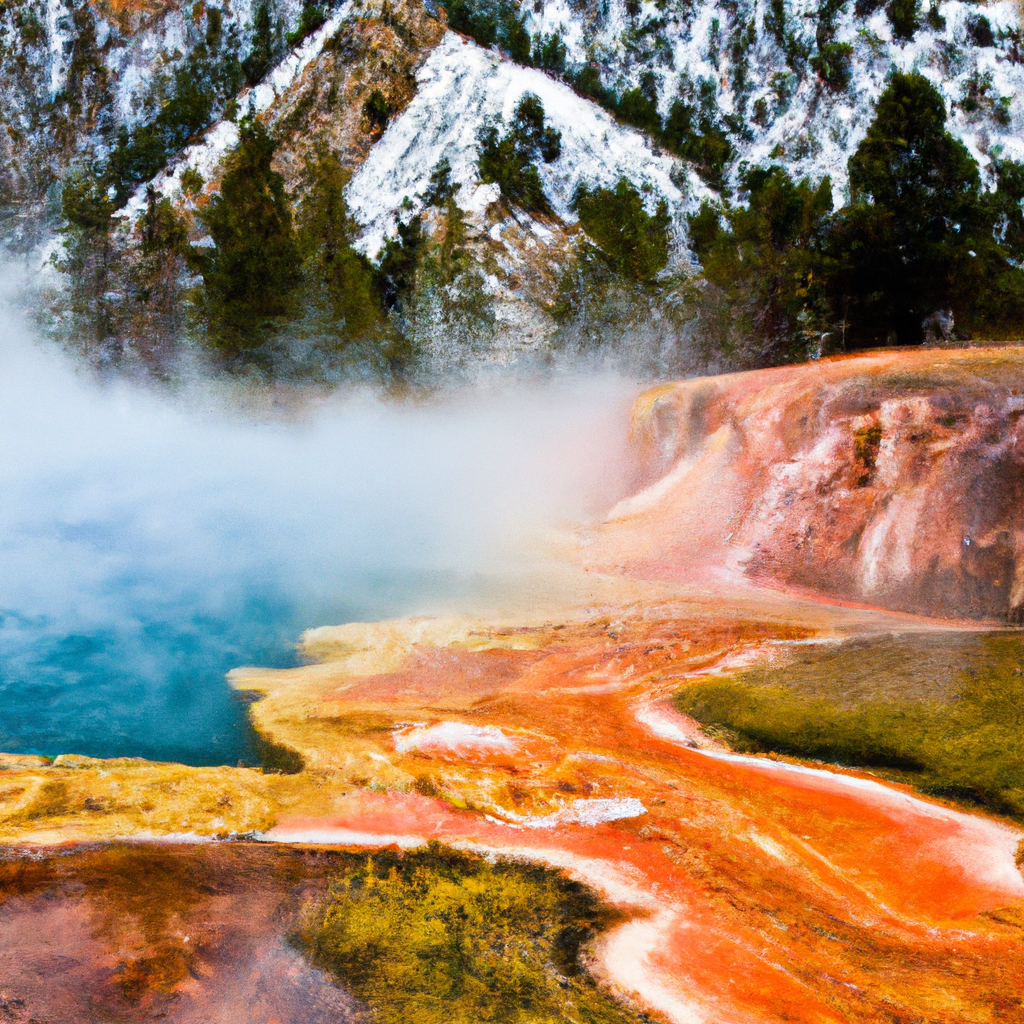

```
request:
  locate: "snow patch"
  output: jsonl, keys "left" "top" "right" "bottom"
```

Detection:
{"left": 44, "top": 0, "right": 72, "bottom": 96}
{"left": 107, "top": 9, "right": 190, "bottom": 125}
{"left": 345, "top": 32, "right": 696, "bottom": 260}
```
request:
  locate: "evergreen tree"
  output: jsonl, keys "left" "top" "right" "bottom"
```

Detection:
{"left": 192, "top": 118, "right": 302, "bottom": 351}
{"left": 57, "top": 168, "right": 117, "bottom": 344}
{"left": 661, "top": 79, "right": 734, "bottom": 193}
{"left": 375, "top": 215, "right": 424, "bottom": 312}
{"left": 296, "top": 150, "right": 386, "bottom": 343}
{"left": 362, "top": 90, "right": 391, "bottom": 135}
{"left": 828, "top": 71, "right": 1019, "bottom": 344}
{"left": 478, "top": 93, "right": 561, "bottom": 213}
{"left": 618, "top": 71, "right": 661, "bottom": 134}
{"left": 688, "top": 166, "right": 834, "bottom": 360}
{"left": 242, "top": 0, "right": 276, "bottom": 85}
{"left": 573, "top": 177, "right": 671, "bottom": 283}
{"left": 810, "top": 42, "right": 853, "bottom": 91}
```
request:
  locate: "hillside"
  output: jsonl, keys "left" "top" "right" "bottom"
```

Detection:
{"left": 1, "top": 0, "right": 1023, "bottom": 374}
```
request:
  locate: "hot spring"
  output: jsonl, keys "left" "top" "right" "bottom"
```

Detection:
{"left": 0, "top": 277, "right": 635, "bottom": 766}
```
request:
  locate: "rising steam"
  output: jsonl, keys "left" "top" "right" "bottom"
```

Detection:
{"left": 0, "top": 263, "right": 637, "bottom": 763}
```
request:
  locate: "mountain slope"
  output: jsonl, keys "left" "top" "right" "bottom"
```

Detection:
{"left": 521, "top": 0, "right": 1024, "bottom": 195}
{"left": 2, "top": 0, "right": 1022, "bottom": 373}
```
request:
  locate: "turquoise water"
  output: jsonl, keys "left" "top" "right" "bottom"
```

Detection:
{"left": 0, "top": 566, "right": 478, "bottom": 766}
{"left": 0, "top": 309, "right": 629, "bottom": 766}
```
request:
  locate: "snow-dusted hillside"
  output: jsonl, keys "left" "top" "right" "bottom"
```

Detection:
{"left": 6, "top": 0, "right": 1023, "bottom": 374}
{"left": 0, "top": 0, "right": 327, "bottom": 216}
{"left": 338, "top": 0, "right": 1024, "bottom": 262}
{"left": 524, "top": 0, "right": 1024, "bottom": 197}
{"left": 119, "top": 3, "right": 355, "bottom": 223}
{"left": 8, "top": 0, "right": 1021, "bottom": 233}
{"left": 53, "top": 0, "right": 308, "bottom": 126}
{"left": 345, "top": 31, "right": 698, "bottom": 259}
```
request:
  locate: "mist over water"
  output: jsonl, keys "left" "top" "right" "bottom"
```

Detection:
{"left": 0, "top": 271, "right": 635, "bottom": 765}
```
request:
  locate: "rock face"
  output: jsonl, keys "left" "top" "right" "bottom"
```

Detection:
{"left": 597, "top": 347, "right": 1024, "bottom": 620}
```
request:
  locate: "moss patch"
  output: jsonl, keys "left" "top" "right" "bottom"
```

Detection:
{"left": 853, "top": 423, "right": 882, "bottom": 483}
{"left": 295, "top": 842, "right": 646, "bottom": 1024}
{"left": 675, "top": 632, "right": 1024, "bottom": 819}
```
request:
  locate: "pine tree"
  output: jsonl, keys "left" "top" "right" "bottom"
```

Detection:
{"left": 193, "top": 118, "right": 301, "bottom": 351}
{"left": 829, "top": 72, "right": 992, "bottom": 344}
{"left": 296, "top": 150, "right": 385, "bottom": 342}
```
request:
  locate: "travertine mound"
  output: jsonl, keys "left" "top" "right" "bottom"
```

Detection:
{"left": 599, "top": 347, "right": 1024, "bottom": 621}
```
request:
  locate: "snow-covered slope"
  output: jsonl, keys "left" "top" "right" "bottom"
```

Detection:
{"left": 10, "top": 0, "right": 1021, "bottom": 231}
{"left": 345, "top": 31, "right": 698, "bottom": 258}
{"left": 119, "top": 4, "right": 354, "bottom": 222}
{"left": 91, "top": 0, "right": 307, "bottom": 127}
{"left": 524, "top": 0, "right": 1024, "bottom": 196}
{"left": 0, "top": 0, "right": 317, "bottom": 215}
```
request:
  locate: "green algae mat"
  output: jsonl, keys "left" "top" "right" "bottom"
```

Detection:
{"left": 676, "top": 632, "right": 1024, "bottom": 820}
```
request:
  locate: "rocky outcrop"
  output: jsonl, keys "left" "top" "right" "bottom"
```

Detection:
{"left": 598, "top": 347, "right": 1024, "bottom": 620}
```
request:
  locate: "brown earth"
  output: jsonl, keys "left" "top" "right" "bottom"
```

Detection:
{"left": 90, "top": 0, "right": 179, "bottom": 36}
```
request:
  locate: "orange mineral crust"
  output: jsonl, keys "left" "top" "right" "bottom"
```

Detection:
{"left": 593, "top": 346, "right": 1024, "bottom": 622}
{"left": 3, "top": 348, "right": 1024, "bottom": 1021}
{"left": 236, "top": 604, "right": 1024, "bottom": 1024}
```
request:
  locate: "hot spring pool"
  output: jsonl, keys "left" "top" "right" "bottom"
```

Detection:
{"left": 0, "top": 297, "right": 632, "bottom": 766}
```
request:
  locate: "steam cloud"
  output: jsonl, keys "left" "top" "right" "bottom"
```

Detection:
{"left": 0, "top": 266, "right": 636, "bottom": 764}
